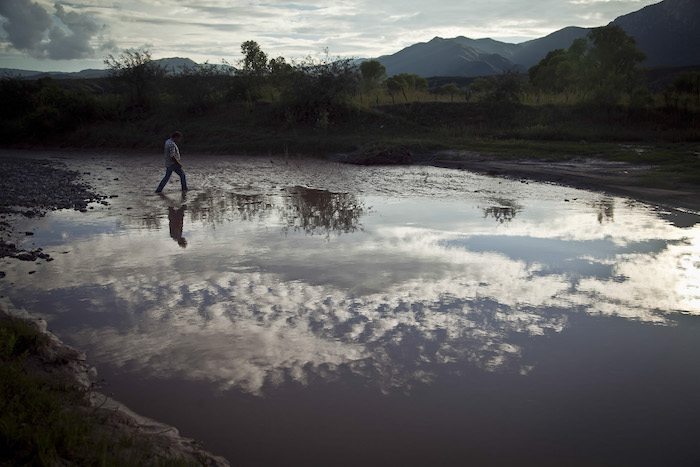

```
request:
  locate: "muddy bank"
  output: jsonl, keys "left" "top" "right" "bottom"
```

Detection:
{"left": 425, "top": 152, "right": 700, "bottom": 214}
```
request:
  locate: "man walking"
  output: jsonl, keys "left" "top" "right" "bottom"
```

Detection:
{"left": 156, "top": 131, "right": 188, "bottom": 193}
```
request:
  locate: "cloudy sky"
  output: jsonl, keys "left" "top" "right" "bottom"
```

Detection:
{"left": 0, "top": 0, "right": 660, "bottom": 72}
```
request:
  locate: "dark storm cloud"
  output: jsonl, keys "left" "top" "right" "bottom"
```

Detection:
{"left": 0, "top": 0, "right": 109, "bottom": 60}
{"left": 0, "top": 0, "right": 53, "bottom": 52}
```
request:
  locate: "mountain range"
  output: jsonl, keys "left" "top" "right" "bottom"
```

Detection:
{"left": 2, "top": 0, "right": 698, "bottom": 80}
{"left": 376, "top": 0, "right": 699, "bottom": 77}
{"left": 0, "top": 57, "right": 198, "bottom": 80}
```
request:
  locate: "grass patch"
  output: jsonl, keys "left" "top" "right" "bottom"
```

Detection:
{"left": 0, "top": 312, "right": 203, "bottom": 466}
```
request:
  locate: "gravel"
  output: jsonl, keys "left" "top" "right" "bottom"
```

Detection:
{"left": 0, "top": 157, "right": 103, "bottom": 262}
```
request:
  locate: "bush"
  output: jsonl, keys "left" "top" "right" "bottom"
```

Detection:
{"left": 276, "top": 54, "right": 360, "bottom": 126}
{"left": 472, "top": 71, "right": 524, "bottom": 104}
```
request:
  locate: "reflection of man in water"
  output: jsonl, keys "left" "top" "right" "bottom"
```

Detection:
{"left": 168, "top": 205, "right": 187, "bottom": 247}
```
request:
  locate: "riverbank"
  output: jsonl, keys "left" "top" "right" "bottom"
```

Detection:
{"left": 332, "top": 145, "right": 700, "bottom": 214}
{"left": 0, "top": 306, "right": 230, "bottom": 466}
{"left": 425, "top": 152, "right": 700, "bottom": 214}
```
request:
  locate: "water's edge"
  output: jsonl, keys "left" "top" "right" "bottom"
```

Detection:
{"left": 1, "top": 303, "right": 231, "bottom": 466}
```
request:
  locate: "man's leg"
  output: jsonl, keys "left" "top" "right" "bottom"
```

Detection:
{"left": 173, "top": 166, "right": 188, "bottom": 191}
{"left": 156, "top": 168, "right": 174, "bottom": 193}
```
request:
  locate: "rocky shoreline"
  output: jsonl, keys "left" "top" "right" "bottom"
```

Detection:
{"left": 0, "top": 157, "right": 104, "bottom": 266}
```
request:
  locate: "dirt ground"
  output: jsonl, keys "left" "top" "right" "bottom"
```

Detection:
{"left": 427, "top": 153, "right": 700, "bottom": 214}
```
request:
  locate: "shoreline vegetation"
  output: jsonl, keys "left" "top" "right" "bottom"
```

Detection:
{"left": 0, "top": 306, "right": 230, "bottom": 466}
{"left": 4, "top": 98, "right": 700, "bottom": 212}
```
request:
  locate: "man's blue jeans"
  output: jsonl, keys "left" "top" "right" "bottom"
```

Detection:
{"left": 156, "top": 165, "right": 188, "bottom": 192}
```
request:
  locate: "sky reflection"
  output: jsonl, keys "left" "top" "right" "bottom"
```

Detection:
{"left": 2, "top": 159, "right": 699, "bottom": 398}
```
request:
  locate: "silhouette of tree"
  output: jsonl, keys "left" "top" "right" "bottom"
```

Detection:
{"left": 104, "top": 49, "right": 165, "bottom": 107}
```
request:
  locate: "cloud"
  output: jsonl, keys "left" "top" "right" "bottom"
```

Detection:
{"left": 0, "top": 0, "right": 53, "bottom": 52}
{"left": 0, "top": 0, "right": 113, "bottom": 60}
{"left": 1, "top": 0, "right": 662, "bottom": 70}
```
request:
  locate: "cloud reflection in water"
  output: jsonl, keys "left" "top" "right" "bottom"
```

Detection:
{"left": 7, "top": 180, "right": 700, "bottom": 396}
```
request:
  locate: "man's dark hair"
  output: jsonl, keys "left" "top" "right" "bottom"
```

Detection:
{"left": 171, "top": 131, "right": 182, "bottom": 139}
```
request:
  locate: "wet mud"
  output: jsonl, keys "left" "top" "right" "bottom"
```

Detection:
{"left": 428, "top": 152, "right": 700, "bottom": 214}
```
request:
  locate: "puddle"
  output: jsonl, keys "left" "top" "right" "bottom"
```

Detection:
{"left": 1, "top": 152, "right": 699, "bottom": 465}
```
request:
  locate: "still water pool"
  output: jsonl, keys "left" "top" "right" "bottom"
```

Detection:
{"left": 2, "top": 153, "right": 700, "bottom": 465}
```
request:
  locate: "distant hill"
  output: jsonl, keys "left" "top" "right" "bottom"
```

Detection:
{"left": 0, "top": 68, "right": 53, "bottom": 78}
{"left": 375, "top": 0, "right": 698, "bottom": 77}
{"left": 0, "top": 57, "right": 199, "bottom": 80}
{"left": 450, "top": 37, "right": 521, "bottom": 60}
{"left": 510, "top": 27, "right": 590, "bottom": 69}
{"left": 155, "top": 57, "right": 198, "bottom": 72}
{"left": 612, "top": 0, "right": 700, "bottom": 67}
{"left": 376, "top": 37, "right": 522, "bottom": 77}
{"left": 374, "top": 28, "right": 590, "bottom": 78}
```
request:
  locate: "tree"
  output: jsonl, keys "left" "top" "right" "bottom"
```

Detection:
{"left": 170, "top": 61, "right": 232, "bottom": 113}
{"left": 279, "top": 52, "right": 360, "bottom": 125}
{"left": 238, "top": 41, "right": 268, "bottom": 77}
{"left": 235, "top": 41, "right": 269, "bottom": 103}
{"left": 586, "top": 25, "right": 646, "bottom": 103}
{"left": 666, "top": 71, "right": 700, "bottom": 110}
{"left": 360, "top": 60, "right": 386, "bottom": 101}
{"left": 528, "top": 25, "right": 646, "bottom": 105}
{"left": 268, "top": 56, "right": 295, "bottom": 99}
{"left": 472, "top": 71, "right": 524, "bottom": 104}
{"left": 528, "top": 38, "right": 591, "bottom": 103}
{"left": 437, "top": 83, "right": 460, "bottom": 102}
{"left": 386, "top": 76, "right": 408, "bottom": 104}
{"left": 104, "top": 49, "right": 166, "bottom": 107}
{"left": 395, "top": 73, "right": 428, "bottom": 92}
{"left": 528, "top": 49, "right": 569, "bottom": 97}
{"left": 587, "top": 25, "right": 646, "bottom": 81}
